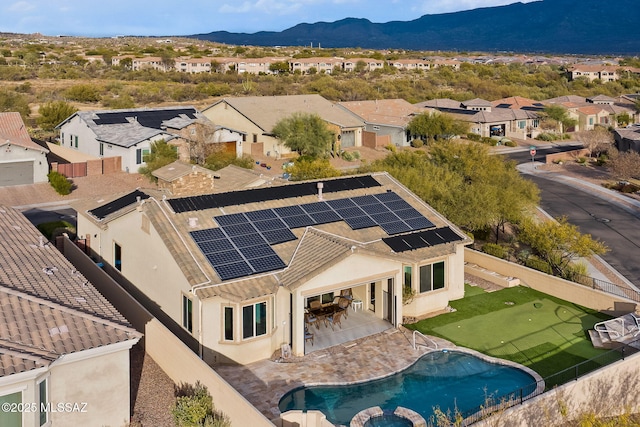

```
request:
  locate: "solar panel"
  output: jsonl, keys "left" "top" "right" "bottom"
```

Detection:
{"left": 384, "top": 199, "right": 414, "bottom": 212}
{"left": 261, "top": 229, "right": 297, "bottom": 245}
{"left": 300, "top": 202, "right": 331, "bottom": 214}
{"left": 252, "top": 218, "right": 289, "bottom": 232}
{"left": 382, "top": 227, "right": 464, "bottom": 252}
{"left": 274, "top": 205, "right": 306, "bottom": 217}
{"left": 190, "top": 228, "right": 226, "bottom": 243}
{"left": 89, "top": 190, "right": 150, "bottom": 220}
{"left": 245, "top": 209, "right": 278, "bottom": 221}
{"left": 213, "top": 261, "right": 254, "bottom": 281}
{"left": 334, "top": 206, "right": 365, "bottom": 219}
{"left": 281, "top": 214, "right": 315, "bottom": 229}
{"left": 309, "top": 210, "right": 341, "bottom": 224}
{"left": 214, "top": 213, "right": 248, "bottom": 227}
{"left": 404, "top": 216, "right": 435, "bottom": 230}
{"left": 240, "top": 244, "right": 278, "bottom": 259}
{"left": 369, "top": 212, "right": 399, "bottom": 224}
{"left": 374, "top": 191, "right": 403, "bottom": 203}
{"left": 379, "top": 221, "right": 412, "bottom": 235}
{"left": 230, "top": 233, "right": 267, "bottom": 248}
{"left": 351, "top": 195, "right": 379, "bottom": 206}
{"left": 248, "top": 255, "right": 287, "bottom": 274}
{"left": 343, "top": 216, "right": 377, "bottom": 230}
{"left": 222, "top": 222, "right": 257, "bottom": 237}
{"left": 359, "top": 202, "right": 390, "bottom": 215}
{"left": 394, "top": 207, "right": 424, "bottom": 219}
{"left": 326, "top": 198, "right": 356, "bottom": 209}
{"left": 195, "top": 239, "right": 236, "bottom": 253}
{"left": 205, "top": 249, "right": 245, "bottom": 265}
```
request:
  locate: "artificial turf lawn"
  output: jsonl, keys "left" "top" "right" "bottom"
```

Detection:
{"left": 405, "top": 285, "right": 616, "bottom": 379}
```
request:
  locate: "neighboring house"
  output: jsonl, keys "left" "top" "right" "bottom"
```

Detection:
{"left": 236, "top": 57, "right": 289, "bottom": 74}
{"left": 343, "top": 58, "right": 385, "bottom": 72}
{"left": 201, "top": 94, "right": 366, "bottom": 158}
{"left": 74, "top": 173, "right": 471, "bottom": 366}
{"left": 175, "top": 57, "right": 212, "bottom": 73}
{"left": 289, "top": 57, "right": 344, "bottom": 74}
{"left": 0, "top": 206, "right": 141, "bottom": 427}
{"left": 544, "top": 95, "right": 637, "bottom": 131}
{"left": 55, "top": 107, "right": 202, "bottom": 172}
{"left": 566, "top": 65, "right": 640, "bottom": 83}
{"left": 337, "top": 99, "right": 422, "bottom": 147}
{"left": 388, "top": 59, "right": 431, "bottom": 72}
{"left": 491, "top": 96, "right": 545, "bottom": 111}
{"left": 0, "top": 112, "right": 49, "bottom": 186}
{"left": 614, "top": 126, "right": 640, "bottom": 153}
{"left": 415, "top": 98, "right": 541, "bottom": 139}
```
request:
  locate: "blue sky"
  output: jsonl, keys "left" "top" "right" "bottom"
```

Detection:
{"left": 1, "top": 0, "right": 538, "bottom": 37}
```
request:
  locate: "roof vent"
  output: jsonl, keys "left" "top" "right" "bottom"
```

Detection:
{"left": 317, "top": 182, "right": 324, "bottom": 200}
{"left": 188, "top": 217, "right": 198, "bottom": 228}
{"left": 43, "top": 266, "right": 58, "bottom": 275}
{"left": 49, "top": 324, "right": 69, "bottom": 337}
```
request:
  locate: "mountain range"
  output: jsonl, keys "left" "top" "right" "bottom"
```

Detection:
{"left": 189, "top": 0, "right": 639, "bottom": 55}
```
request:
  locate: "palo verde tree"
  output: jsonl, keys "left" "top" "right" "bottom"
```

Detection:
{"left": 272, "top": 112, "right": 335, "bottom": 158}
{"left": 406, "top": 111, "right": 468, "bottom": 144}
{"left": 37, "top": 100, "right": 77, "bottom": 132}
{"left": 542, "top": 104, "right": 577, "bottom": 134}
{"left": 138, "top": 139, "right": 178, "bottom": 181}
{"left": 519, "top": 216, "right": 608, "bottom": 278}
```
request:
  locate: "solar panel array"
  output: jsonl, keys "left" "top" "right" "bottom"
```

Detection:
{"left": 382, "top": 226, "right": 464, "bottom": 253}
{"left": 89, "top": 190, "right": 150, "bottom": 220}
{"left": 93, "top": 108, "right": 198, "bottom": 129}
{"left": 190, "top": 191, "right": 437, "bottom": 281}
{"left": 168, "top": 175, "right": 381, "bottom": 214}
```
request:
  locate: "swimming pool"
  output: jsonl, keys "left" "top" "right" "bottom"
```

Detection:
{"left": 278, "top": 350, "right": 539, "bottom": 426}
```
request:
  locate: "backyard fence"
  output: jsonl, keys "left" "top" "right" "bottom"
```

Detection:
{"left": 459, "top": 340, "right": 640, "bottom": 426}
{"left": 572, "top": 273, "right": 640, "bottom": 303}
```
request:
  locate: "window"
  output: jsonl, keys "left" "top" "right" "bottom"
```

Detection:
{"left": 404, "top": 266, "right": 412, "bottom": 290}
{"left": 38, "top": 378, "right": 47, "bottom": 426}
{"left": 0, "top": 391, "right": 22, "bottom": 427}
{"left": 224, "top": 306, "right": 233, "bottom": 341}
{"left": 518, "top": 120, "right": 526, "bottom": 129}
{"left": 182, "top": 294, "right": 193, "bottom": 333}
{"left": 69, "top": 133, "right": 73, "bottom": 146}
{"left": 114, "top": 242, "right": 122, "bottom": 271}
{"left": 136, "top": 148, "right": 150, "bottom": 165}
{"left": 242, "top": 301, "right": 267, "bottom": 339}
{"left": 252, "top": 134, "right": 258, "bottom": 143}
{"left": 589, "top": 117, "right": 594, "bottom": 125}
{"left": 532, "top": 119, "right": 540, "bottom": 128}
{"left": 74, "top": 135, "right": 78, "bottom": 148}
{"left": 306, "top": 292, "right": 334, "bottom": 307}
{"left": 99, "top": 143, "right": 104, "bottom": 156}
{"left": 419, "top": 261, "right": 445, "bottom": 293}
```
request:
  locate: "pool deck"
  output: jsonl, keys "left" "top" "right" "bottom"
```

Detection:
{"left": 215, "top": 327, "right": 452, "bottom": 421}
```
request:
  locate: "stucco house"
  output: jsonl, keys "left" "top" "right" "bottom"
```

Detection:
{"left": 544, "top": 95, "right": 637, "bottom": 131}
{"left": 415, "top": 98, "right": 541, "bottom": 139}
{"left": 55, "top": 107, "right": 211, "bottom": 172}
{"left": 0, "top": 206, "right": 141, "bottom": 427}
{"left": 0, "top": 112, "right": 49, "bottom": 187}
{"left": 337, "top": 99, "right": 422, "bottom": 147}
{"left": 74, "top": 173, "right": 471, "bottom": 366}
{"left": 201, "top": 94, "right": 366, "bottom": 158}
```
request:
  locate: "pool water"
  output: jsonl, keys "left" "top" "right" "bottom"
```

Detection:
{"left": 278, "top": 350, "right": 537, "bottom": 426}
{"left": 364, "top": 413, "right": 413, "bottom": 427}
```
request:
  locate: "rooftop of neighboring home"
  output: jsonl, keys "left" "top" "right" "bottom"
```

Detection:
{"left": 491, "top": 96, "right": 545, "bottom": 110}
{"left": 204, "top": 94, "right": 365, "bottom": 132}
{"left": 55, "top": 106, "right": 202, "bottom": 148}
{"left": 415, "top": 98, "right": 539, "bottom": 122}
{"left": 338, "top": 99, "right": 422, "bottom": 128}
{"left": 0, "top": 112, "right": 48, "bottom": 152}
{"left": 75, "top": 172, "right": 470, "bottom": 302}
{"left": 0, "top": 206, "right": 141, "bottom": 377}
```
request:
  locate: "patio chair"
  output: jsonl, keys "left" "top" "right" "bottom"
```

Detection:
{"left": 340, "top": 288, "right": 354, "bottom": 301}
{"left": 337, "top": 297, "right": 350, "bottom": 319}
{"left": 305, "top": 312, "right": 319, "bottom": 330}
{"left": 305, "top": 327, "right": 314, "bottom": 346}
{"left": 326, "top": 310, "right": 343, "bottom": 331}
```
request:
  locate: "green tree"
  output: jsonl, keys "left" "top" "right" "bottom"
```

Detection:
{"left": 407, "top": 111, "right": 468, "bottom": 144}
{"left": 543, "top": 104, "right": 577, "bottom": 134}
{"left": 37, "top": 101, "right": 77, "bottom": 131}
{"left": 286, "top": 157, "right": 341, "bottom": 181}
{"left": 0, "top": 89, "right": 30, "bottom": 120}
{"left": 272, "top": 112, "right": 335, "bottom": 158}
{"left": 138, "top": 139, "right": 178, "bottom": 181}
{"left": 519, "top": 216, "right": 608, "bottom": 278}
{"left": 269, "top": 61, "right": 290, "bottom": 74}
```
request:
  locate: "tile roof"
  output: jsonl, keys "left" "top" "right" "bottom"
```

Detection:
{"left": 78, "top": 173, "right": 471, "bottom": 302}
{"left": 0, "top": 112, "right": 47, "bottom": 152}
{"left": 338, "top": 99, "right": 421, "bottom": 128}
{"left": 0, "top": 206, "right": 140, "bottom": 377}
{"left": 60, "top": 106, "right": 200, "bottom": 148}
{"left": 205, "top": 95, "right": 365, "bottom": 133}
{"left": 491, "top": 96, "right": 545, "bottom": 110}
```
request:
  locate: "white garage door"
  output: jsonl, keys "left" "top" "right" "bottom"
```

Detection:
{"left": 0, "top": 161, "right": 34, "bottom": 186}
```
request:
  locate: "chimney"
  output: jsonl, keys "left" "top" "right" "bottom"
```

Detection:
{"left": 317, "top": 182, "right": 324, "bottom": 200}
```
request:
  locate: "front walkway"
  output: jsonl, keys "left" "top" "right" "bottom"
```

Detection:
{"left": 215, "top": 328, "right": 453, "bottom": 421}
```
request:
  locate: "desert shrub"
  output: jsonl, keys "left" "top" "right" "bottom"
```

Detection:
{"left": 351, "top": 150, "right": 361, "bottom": 160}
{"left": 385, "top": 144, "right": 397, "bottom": 152}
{"left": 466, "top": 133, "right": 481, "bottom": 141}
{"left": 525, "top": 257, "right": 552, "bottom": 274}
{"left": 172, "top": 382, "right": 230, "bottom": 427}
{"left": 503, "top": 139, "right": 517, "bottom": 147}
{"left": 410, "top": 138, "right": 424, "bottom": 148}
{"left": 563, "top": 262, "right": 590, "bottom": 284}
{"left": 480, "top": 136, "right": 496, "bottom": 145}
{"left": 341, "top": 151, "right": 354, "bottom": 161}
{"left": 64, "top": 84, "right": 102, "bottom": 102}
{"left": 596, "top": 154, "right": 608, "bottom": 166}
{"left": 576, "top": 157, "right": 587, "bottom": 164}
{"left": 482, "top": 243, "right": 506, "bottom": 259}
{"left": 47, "top": 171, "right": 72, "bottom": 195}
{"left": 535, "top": 132, "right": 558, "bottom": 141}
